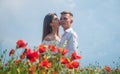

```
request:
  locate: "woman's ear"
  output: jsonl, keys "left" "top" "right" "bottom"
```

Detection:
{"left": 50, "top": 23, "right": 52, "bottom": 26}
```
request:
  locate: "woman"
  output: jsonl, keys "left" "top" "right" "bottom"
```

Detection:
{"left": 42, "top": 13, "right": 60, "bottom": 46}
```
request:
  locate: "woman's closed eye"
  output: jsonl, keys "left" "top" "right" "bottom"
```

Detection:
{"left": 53, "top": 18, "right": 58, "bottom": 20}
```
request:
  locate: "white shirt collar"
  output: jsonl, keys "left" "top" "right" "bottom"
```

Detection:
{"left": 65, "top": 28, "right": 72, "bottom": 32}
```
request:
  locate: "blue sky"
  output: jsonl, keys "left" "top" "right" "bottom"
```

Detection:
{"left": 0, "top": 0, "right": 120, "bottom": 67}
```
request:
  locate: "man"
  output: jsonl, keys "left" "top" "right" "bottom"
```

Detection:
{"left": 59, "top": 11, "right": 78, "bottom": 57}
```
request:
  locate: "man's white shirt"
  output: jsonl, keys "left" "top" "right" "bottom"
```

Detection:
{"left": 58, "top": 28, "right": 78, "bottom": 57}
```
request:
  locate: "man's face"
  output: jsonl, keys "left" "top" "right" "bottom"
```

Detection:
{"left": 60, "top": 14, "right": 72, "bottom": 30}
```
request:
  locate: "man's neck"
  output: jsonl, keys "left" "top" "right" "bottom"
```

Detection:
{"left": 64, "top": 27, "right": 72, "bottom": 32}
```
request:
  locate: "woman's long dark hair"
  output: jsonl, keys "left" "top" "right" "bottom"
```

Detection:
{"left": 42, "top": 13, "right": 59, "bottom": 41}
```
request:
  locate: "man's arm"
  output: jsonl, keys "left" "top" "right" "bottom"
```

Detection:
{"left": 66, "top": 33, "right": 78, "bottom": 56}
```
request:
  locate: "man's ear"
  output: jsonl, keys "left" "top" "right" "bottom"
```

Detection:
{"left": 71, "top": 20, "right": 73, "bottom": 24}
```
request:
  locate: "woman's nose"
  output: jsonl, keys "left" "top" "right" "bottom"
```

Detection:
{"left": 59, "top": 21, "right": 61, "bottom": 25}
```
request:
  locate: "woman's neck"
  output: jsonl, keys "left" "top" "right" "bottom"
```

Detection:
{"left": 50, "top": 28, "right": 60, "bottom": 42}
{"left": 51, "top": 28, "right": 58, "bottom": 36}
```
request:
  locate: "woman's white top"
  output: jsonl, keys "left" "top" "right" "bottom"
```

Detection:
{"left": 42, "top": 40, "right": 59, "bottom": 47}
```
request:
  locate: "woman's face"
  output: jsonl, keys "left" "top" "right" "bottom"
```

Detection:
{"left": 51, "top": 15, "right": 59, "bottom": 28}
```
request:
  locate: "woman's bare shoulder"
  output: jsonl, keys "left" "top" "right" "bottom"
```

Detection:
{"left": 43, "top": 35, "right": 51, "bottom": 41}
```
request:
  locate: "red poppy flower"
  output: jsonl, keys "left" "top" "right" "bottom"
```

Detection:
{"left": 26, "top": 51, "right": 39, "bottom": 62}
{"left": 38, "top": 44, "right": 47, "bottom": 53}
{"left": 29, "top": 65, "right": 36, "bottom": 72}
{"left": 66, "top": 63, "right": 74, "bottom": 69}
{"left": 9, "top": 49, "right": 15, "bottom": 56}
{"left": 29, "top": 65, "right": 36, "bottom": 74}
{"left": 25, "top": 48, "right": 32, "bottom": 55}
{"left": 104, "top": 66, "right": 111, "bottom": 72}
{"left": 58, "top": 48, "right": 62, "bottom": 53}
{"left": 14, "top": 60, "right": 21, "bottom": 65}
{"left": 39, "top": 60, "right": 51, "bottom": 70}
{"left": 62, "top": 49, "right": 69, "bottom": 55}
{"left": 66, "top": 61, "right": 79, "bottom": 69}
{"left": 58, "top": 48, "right": 68, "bottom": 56}
{"left": 80, "top": 69, "right": 83, "bottom": 72}
{"left": 71, "top": 52, "right": 82, "bottom": 61}
{"left": 71, "top": 61, "right": 79, "bottom": 68}
{"left": 115, "top": 68, "right": 119, "bottom": 72}
{"left": 60, "top": 57, "right": 69, "bottom": 64}
{"left": 16, "top": 40, "right": 27, "bottom": 49}
{"left": 20, "top": 54, "right": 26, "bottom": 59}
{"left": 48, "top": 45, "right": 56, "bottom": 53}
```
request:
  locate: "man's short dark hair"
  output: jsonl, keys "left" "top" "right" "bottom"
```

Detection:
{"left": 61, "top": 11, "right": 73, "bottom": 17}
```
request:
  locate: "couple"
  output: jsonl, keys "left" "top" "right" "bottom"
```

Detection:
{"left": 42, "top": 11, "right": 78, "bottom": 56}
